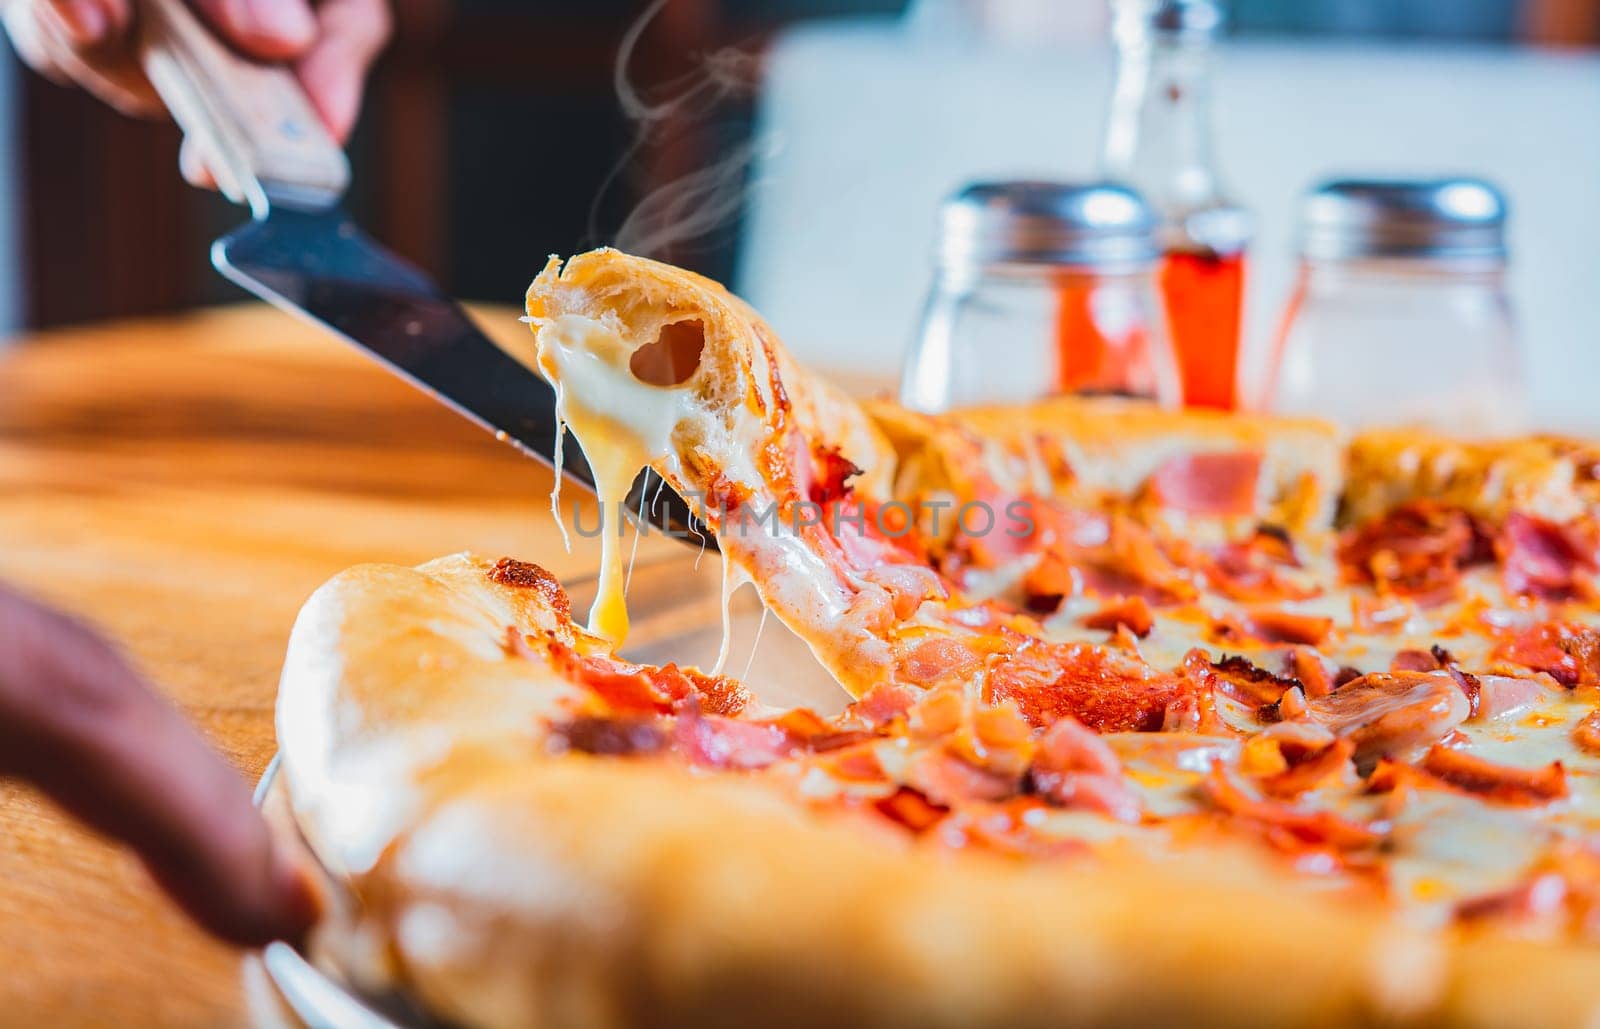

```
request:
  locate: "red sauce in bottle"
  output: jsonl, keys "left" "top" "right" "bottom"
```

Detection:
{"left": 1161, "top": 247, "right": 1245, "bottom": 410}
{"left": 1053, "top": 275, "right": 1151, "bottom": 399}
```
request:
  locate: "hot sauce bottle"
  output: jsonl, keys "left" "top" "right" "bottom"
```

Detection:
{"left": 1100, "top": 0, "right": 1250, "bottom": 410}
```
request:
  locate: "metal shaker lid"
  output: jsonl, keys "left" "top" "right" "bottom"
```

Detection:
{"left": 1300, "top": 178, "right": 1509, "bottom": 262}
{"left": 936, "top": 181, "right": 1160, "bottom": 271}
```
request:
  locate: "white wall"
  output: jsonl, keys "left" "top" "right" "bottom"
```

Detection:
{"left": 739, "top": 24, "right": 1600, "bottom": 429}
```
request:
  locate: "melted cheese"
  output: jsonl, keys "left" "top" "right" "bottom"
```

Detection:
{"left": 534, "top": 314, "right": 695, "bottom": 645}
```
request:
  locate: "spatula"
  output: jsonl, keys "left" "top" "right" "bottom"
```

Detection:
{"left": 134, "top": 0, "right": 708, "bottom": 543}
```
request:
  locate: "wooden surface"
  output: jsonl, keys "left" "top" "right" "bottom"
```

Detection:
{"left": 0, "top": 304, "right": 644, "bottom": 1025}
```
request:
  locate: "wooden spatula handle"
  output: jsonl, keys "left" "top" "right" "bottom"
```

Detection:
{"left": 136, "top": 0, "right": 349, "bottom": 214}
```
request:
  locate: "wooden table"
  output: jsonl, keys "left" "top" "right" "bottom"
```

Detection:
{"left": 0, "top": 305, "right": 638, "bottom": 1025}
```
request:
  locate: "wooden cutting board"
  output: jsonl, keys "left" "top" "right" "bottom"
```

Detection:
{"left": 0, "top": 304, "right": 658, "bottom": 1025}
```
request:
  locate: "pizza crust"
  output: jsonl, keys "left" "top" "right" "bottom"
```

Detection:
{"left": 278, "top": 554, "right": 1600, "bottom": 1029}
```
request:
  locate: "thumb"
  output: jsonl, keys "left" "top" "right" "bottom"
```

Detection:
{"left": 190, "top": 0, "right": 316, "bottom": 61}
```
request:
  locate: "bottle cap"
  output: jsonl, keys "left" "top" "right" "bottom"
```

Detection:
{"left": 1111, "top": 0, "right": 1224, "bottom": 44}
{"left": 936, "top": 181, "right": 1161, "bottom": 272}
{"left": 1300, "top": 178, "right": 1508, "bottom": 263}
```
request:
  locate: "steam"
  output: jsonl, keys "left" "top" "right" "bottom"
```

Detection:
{"left": 593, "top": 0, "right": 774, "bottom": 259}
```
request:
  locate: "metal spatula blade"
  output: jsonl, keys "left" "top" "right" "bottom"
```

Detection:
{"left": 136, "top": 0, "right": 708, "bottom": 543}
{"left": 213, "top": 206, "right": 587, "bottom": 480}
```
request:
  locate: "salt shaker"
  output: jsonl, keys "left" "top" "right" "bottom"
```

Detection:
{"left": 1264, "top": 178, "right": 1525, "bottom": 434}
{"left": 900, "top": 181, "right": 1180, "bottom": 413}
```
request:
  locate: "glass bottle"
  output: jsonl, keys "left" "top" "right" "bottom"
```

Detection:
{"left": 1101, "top": 0, "right": 1250, "bottom": 410}
{"left": 1265, "top": 178, "right": 1525, "bottom": 435}
{"left": 901, "top": 181, "right": 1180, "bottom": 413}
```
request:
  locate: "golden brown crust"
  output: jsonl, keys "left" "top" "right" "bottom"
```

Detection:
{"left": 869, "top": 396, "right": 1345, "bottom": 539}
{"left": 280, "top": 554, "right": 1600, "bottom": 1029}
{"left": 1343, "top": 430, "right": 1600, "bottom": 527}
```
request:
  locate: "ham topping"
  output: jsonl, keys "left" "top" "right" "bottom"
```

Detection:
{"left": 1146, "top": 452, "right": 1263, "bottom": 517}
{"left": 1026, "top": 717, "right": 1141, "bottom": 823}
{"left": 1304, "top": 671, "right": 1469, "bottom": 770}
{"left": 1495, "top": 621, "right": 1600, "bottom": 687}
{"left": 1499, "top": 512, "right": 1598, "bottom": 601}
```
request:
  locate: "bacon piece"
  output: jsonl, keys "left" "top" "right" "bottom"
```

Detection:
{"left": 1246, "top": 609, "right": 1334, "bottom": 647}
{"left": 1146, "top": 452, "right": 1263, "bottom": 517}
{"left": 1338, "top": 501, "right": 1493, "bottom": 600}
{"left": 1573, "top": 710, "right": 1600, "bottom": 756}
{"left": 874, "top": 787, "right": 947, "bottom": 833}
{"left": 808, "top": 444, "right": 862, "bottom": 505}
{"left": 1260, "top": 738, "right": 1357, "bottom": 799}
{"left": 549, "top": 715, "right": 670, "bottom": 757}
{"left": 1495, "top": 621, "right": 1600, "bottom": 687}
{"left": 1206, "top": 654, "right": 1301, "bottom": 706}
{"left": 985, "top": 642, "right": 1186, "bottom": 732}
{"left": 1165, "top": 652, "right": 1239, "bottom": 735}
{"left": 1284, "top": 646, "right": 1342, "bottom": 699}
{"left": 1198, "top": 530, "right": 1316, "bottom": 603}
{"left": 1419, "top": 744, "right": 1569, "bottom": 805}
{"left": 904, "top": 748, "right": 1020, "bottom": 806}
{"left": 1499, "top": 512, "right": 1598, "bottom": 601}
{"left": 1304, "top": 671, "right": 1470, "bottom": 770}
{"left": 1082, "top": 595, "right": 1155, "bottom": 638}
{"left": 1027, "top": 717, "right": 1140, "bottom": 822}
{"left": 1023, "top": 514, "right": 1197, "bottom": 611}
{"left": 1201, "top": 767, "right": 1382, "bottom": 851}
{"left": 898, "top": 637, "right": 984, "bottom": 686}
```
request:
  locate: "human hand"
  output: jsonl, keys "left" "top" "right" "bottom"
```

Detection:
{"left": 0, "top": 581, "right": 320, "bottom": 946}
{"left": 1, "top": 0, "right": 389, "bottom": 186}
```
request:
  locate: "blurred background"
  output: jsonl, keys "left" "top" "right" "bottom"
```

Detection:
{"left": 1, "top": 0, "right": 1597, "bottom": 412}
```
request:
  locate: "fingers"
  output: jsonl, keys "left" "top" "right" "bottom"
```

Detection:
{"left": 294, "top": 0, "right": 390, "bottom": 142}
{"left": 189, "top": 0, "right": 316, "bottom": 61}
{"left": 5, "top": 0, "right": 160, "bottom": 116}
{"left": 178, "top": 135, "right": 219, "bottom": 191}
{"left": 0, "top": 585, "right": 321, "bottom": 946}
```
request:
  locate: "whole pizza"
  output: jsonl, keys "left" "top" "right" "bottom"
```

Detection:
{"left": 276, "top": 249, "right": 1600, "bottom": 1028}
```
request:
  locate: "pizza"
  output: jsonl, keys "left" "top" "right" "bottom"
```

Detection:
{"left": 275, "top": 248, "right": 1600, "bottom": 1028}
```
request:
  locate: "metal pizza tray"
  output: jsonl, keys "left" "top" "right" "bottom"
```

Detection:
{"left": 248, "top": 553, "right": 850, "bottom": 1027}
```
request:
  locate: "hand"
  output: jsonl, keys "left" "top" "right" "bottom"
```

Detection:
{"left": 1, "top": 0, "right": 389, "bottom": 186}
{"left": 0, "top": 581, "right": 320, "bottom": 946}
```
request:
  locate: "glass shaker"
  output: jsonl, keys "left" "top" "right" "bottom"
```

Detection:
{"left": 1102, "top": 0, "right": 1251, "bottom": 411}
{"left": 1264, "top": 178, "right": 1526, "bottom": 435}
{"left": 900, "top": 181, "right": 1180, "bottom": 413}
